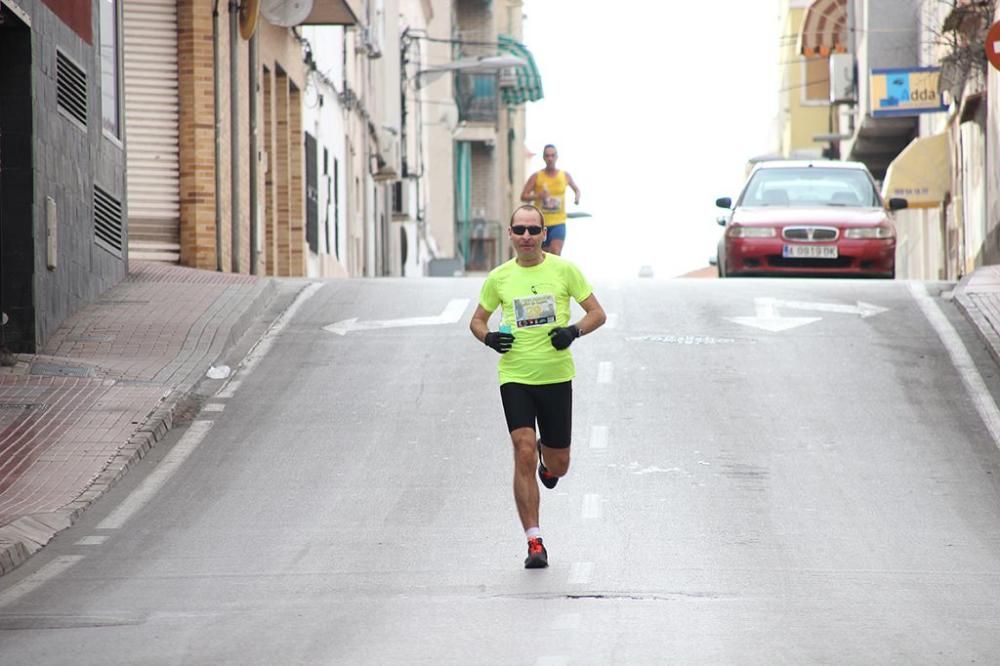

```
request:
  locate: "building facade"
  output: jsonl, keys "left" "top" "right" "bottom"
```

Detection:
{"left": 0, "top": 0, "right": 128, "bottom": 353}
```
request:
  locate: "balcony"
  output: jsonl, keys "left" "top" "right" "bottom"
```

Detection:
{"left": 455, "top": 73, "right": 498, "bottom": 124}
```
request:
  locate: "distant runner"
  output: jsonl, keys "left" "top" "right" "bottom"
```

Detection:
{"left": 470, "top": 204, "right": 606, "bottom": 569}
{"left": 520, "top": 144, "right": 581, "bottom": 256}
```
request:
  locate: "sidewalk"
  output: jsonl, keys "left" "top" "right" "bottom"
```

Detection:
{"left": 954, "top": 266, "right": 1000, "bottom": 369}
{"left": 0, "top": 261, "right": 304, "bottom": 576}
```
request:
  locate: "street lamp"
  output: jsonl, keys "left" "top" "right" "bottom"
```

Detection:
{"left": 412, "top": 55, "right": 528, "bottom": 87}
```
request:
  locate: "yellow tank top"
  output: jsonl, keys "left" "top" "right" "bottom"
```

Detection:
{"left": 534, "top": 170, "right": 568, "bottom": 227}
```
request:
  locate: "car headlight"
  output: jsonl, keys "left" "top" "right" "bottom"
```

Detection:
{"left": 727, "top": 226, "right": 776, "bottom": 238}
{"left": 845, "top": 225, "right": 894, "bottom": 239}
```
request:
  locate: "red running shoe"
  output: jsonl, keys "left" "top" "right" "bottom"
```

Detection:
{"left": 537, "top": 440, "right": 558, "bottom": 489}
{"left": 524, "top": 537, "right": 548, "bottom": 569}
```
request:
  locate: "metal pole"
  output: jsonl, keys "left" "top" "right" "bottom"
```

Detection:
{"left": 229, "top": 0, "right": 241, "bottom": 273}
{"left": 213, "top": 0, "right": 223, "bottom": 271}
{"left": 249, "top": 30, "right": 259, "bottom": 275}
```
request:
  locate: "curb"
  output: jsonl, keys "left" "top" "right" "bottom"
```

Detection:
{"left": 953, "top": 274, "right": 1000, "bottom": 371}
{"left": 0, "top": 278, "right": 279, "bottom": 577}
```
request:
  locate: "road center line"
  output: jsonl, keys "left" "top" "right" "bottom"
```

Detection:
{"left": 74, "top": 536, "right": 108, "bottom": 546}
{"left": 582, "top": 493, "right": 602, "bottom": 520}
{"left": 910, "top": 282, "right": 1000, "bottom": 446}
{"left": 97, "top": 420, "right": 214, "bottom": 530}
{"left": 589, "top": 425, "right": 608, "bottom": 450}
{"left": 597, "top": 362, "right": 613, "bottom": 384}
{"left": 0, "top": 555, "right": 84, "bottom": 609}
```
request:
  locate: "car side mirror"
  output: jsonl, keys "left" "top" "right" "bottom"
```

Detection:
{"left": 887, "top": 197, "right": 908, "bottom": 211}
{"left": 715, "top": 197, "right": 732, "bottom": 209}
{"left": 716, "top": 216, "right": 727, "bottom": 227}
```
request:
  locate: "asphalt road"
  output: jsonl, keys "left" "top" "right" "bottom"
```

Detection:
{"left": 2, "top": 277, "right": 1000, "bottom": 664}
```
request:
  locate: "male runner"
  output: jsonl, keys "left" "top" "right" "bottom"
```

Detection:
{"left": 470, "top": 204, "right": 606, "bottom": 568}
{"left": 520, "top": 144, "right": 581, "bottom": 256}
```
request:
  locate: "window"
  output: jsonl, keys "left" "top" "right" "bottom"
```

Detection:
{"left": 803, "top": 56, "right": 829, "bottom": 104}
{"left": 99, "top": 0, "right": 120, "bottom": 138}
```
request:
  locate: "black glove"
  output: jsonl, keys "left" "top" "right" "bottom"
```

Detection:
{"left": 484, "top": 331, "right": 515, "bottom": 354}
{"left": 548, "top": 325, "right": 579, "bottom": 350}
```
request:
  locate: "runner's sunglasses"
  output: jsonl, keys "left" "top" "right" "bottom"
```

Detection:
{"left": 510, "top": 225, "right": 544, "bottom": 236}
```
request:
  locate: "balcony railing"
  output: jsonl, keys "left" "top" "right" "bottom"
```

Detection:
{"left": 455, "top": 73, "right": 498, "bottom": 123}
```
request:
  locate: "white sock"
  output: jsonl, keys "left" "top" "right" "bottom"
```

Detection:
{"left": 525, "top": 527, "right": 542, "bottom": 540}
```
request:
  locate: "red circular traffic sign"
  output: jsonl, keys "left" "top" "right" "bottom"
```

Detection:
{"left": 987, "top": 22, "right": 1000, "bottom": 71}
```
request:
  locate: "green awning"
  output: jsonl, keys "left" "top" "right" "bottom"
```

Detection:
{"left": 497, "top": 35, "right": 543, "bottom": 105}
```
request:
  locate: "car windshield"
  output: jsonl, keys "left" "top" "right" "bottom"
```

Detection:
{"left": 739, "top": 166, "right": 880, "bottom": 208}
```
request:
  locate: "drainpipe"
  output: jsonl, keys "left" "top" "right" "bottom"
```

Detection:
{"left": 213, "top": 0, "right": 223, "bottom": 271}
{"left": 229, "top": 0, "right": 241, "bottom": 273}
{"left": 249, "top": 30, "right": 259, "bottom": 275}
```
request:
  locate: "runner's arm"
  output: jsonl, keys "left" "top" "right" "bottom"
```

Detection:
{"left": 574, "top": 294, "right": 606, "bottom": 336}
{"left": 566, "top": 172, "right": 581, "bottom": 205}
{"left": 470, "top": 304, "right": 495, "bottom": 343}
{"left": 520, "top": 173, "right": 538, "bottom": 203}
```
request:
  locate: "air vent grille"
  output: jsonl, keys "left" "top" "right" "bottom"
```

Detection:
{"left": 56, "top": 50, "right": 87, "bottom": 128}
{"left": 94, "top": 186, "right": 124, "bottom": 256}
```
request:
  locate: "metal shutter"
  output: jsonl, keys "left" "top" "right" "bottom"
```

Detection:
{"left": 123, "top": 0, "right": 179, "bottom": 262}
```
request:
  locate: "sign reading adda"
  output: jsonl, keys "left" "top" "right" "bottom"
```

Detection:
{"left": 870, "top": 67, "right": 948, "bottom": 117}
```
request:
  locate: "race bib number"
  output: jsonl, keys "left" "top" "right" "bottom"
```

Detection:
{"left": 541, "top": 194, "right": 562, "bottom": 213}
{"left": 513, "top": 294, "right": 556, "bottom": 328}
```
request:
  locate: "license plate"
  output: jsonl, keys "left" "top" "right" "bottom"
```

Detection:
{"left": 782, "top": 245, "right": 838, "bottom": 259}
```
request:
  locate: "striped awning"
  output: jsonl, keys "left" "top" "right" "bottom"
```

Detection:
{"left": 497, "top": 35, "right": 543, "bottom": 105}
{"left": 798, "top": 0, "right": 848, "bottom": 57}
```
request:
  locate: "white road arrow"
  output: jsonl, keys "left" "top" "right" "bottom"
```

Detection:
{"left": 726, "top": 297, "right": 890, "bottom": 332}
{"left": 768, "top": 298, "right": 889, "bottom": 318}
{"left": 727, "top": 298, "right": 821, "bottom": 332}
{"left": 323, "top": 298, "right": 470, "bottom": 335}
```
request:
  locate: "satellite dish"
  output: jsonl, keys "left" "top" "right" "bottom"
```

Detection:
{"left": 239, "top": 0, "right": 260, "bottom": 39}
{"left": 260, "top": 0, "right": 313, "bottom": 28}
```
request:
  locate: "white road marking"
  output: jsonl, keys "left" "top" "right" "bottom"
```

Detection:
{"left": 202, "top": 403, "right": 225, "bottom": 412}
{"left": 97, "top": 420, "right": 214, "bottom": 530}
{"left": 215, "top": 283, "right": 323, "bottom": 399}
{"left": 74, "top": 536, "right": 108, "bottom": 546}
{"left": 215, "top": 379, "right": 241, "bottom": 399}
{"left": 0, "top": 555, "right": 84, "bottom": 609}
{"left": 582, "top": 493, "right": 602, "bottom": 519}
{"left": 772, "top": 298, "right": 888, "bottom": 317}
{"left": 568, "top": 561, "right": 594, "bottom": 585}
{"left": 910, "top": 282, "right": 1000, "bottom": 446}
{"left": 727, "top": 297, "right": 821, "bottom": 332}
{"left": 589, "top": 425, "right": 608, "bottom": 450}
{"left": 323, "top": 297, "right": 469, "bottom": 335}
{"left": 597, "top": 362, "right": 613, "bottom": 384}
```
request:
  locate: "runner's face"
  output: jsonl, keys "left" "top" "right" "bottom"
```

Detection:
{"left": 509, "top": 209, "right": 546, "bottom": 257}
{"left": 543, "top": 149, "right": 557, "bottom": 169}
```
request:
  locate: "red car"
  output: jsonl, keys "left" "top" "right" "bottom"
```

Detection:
{"left": 715, "top": 160, "right": 907, "bottom": 278}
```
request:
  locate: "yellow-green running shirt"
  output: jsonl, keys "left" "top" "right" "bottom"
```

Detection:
{"left": 478, "top": 253, "right": 593, "bottom": 385}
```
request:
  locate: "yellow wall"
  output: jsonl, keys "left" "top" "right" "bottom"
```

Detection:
{"left": 779, "top": 4, "right": 831, "bottom": 158}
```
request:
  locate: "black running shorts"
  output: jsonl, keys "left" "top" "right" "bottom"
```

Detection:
{"left": 499, "top": 381, "right": 572, "bottom": 449}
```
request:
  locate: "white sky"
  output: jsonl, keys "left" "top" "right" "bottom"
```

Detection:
{"left": 522, "top": 0, "right": 782, "bottom": 278}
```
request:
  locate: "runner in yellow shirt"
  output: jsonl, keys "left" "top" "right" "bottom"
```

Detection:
{"left": 520, "top": 144, "right": 581, "bottom": 256}
{"left": 469, "top": 204, "right": 606, "bottom": 569}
